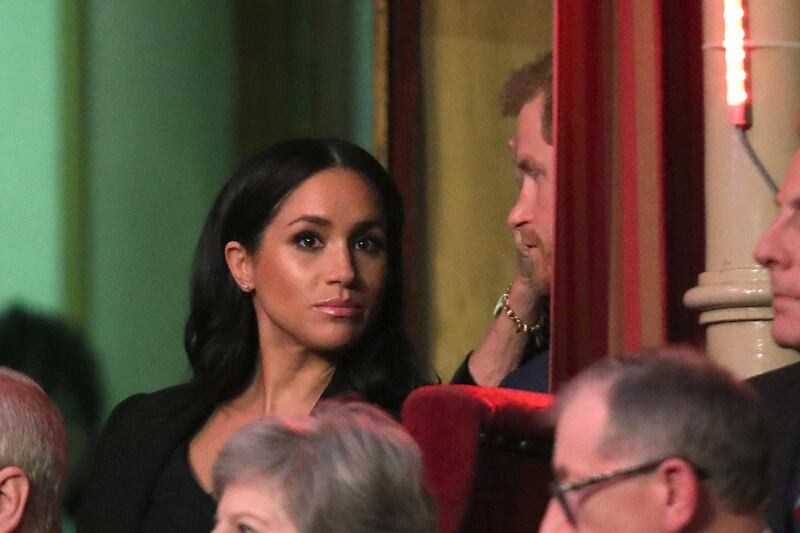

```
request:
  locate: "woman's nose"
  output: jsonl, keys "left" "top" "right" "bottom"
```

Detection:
{"left": 326, "top": 245, "right": 357, "bottom": 285}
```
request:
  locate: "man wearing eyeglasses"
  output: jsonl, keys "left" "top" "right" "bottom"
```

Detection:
{"left": 539, "top": 348, "right": 770, "bottom": 533}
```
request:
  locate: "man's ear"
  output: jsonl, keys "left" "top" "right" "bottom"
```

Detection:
{"left": 0, "top": 466, "right": 29, "bottom": 533}
{"left": 224, "top": 241, "right": 254, "bottom": 292}
{"left": 655, "top": 458, "right": 701, "bottom": 532}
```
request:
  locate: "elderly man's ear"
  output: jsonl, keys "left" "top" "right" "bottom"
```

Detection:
{"left": 0, "top": 466, "right": 29, "bottom": 533}
{"left": 654, "top": 458, "right": 701, "bottom": 532}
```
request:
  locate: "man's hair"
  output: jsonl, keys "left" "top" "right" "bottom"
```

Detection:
{"left": 556, "top": 347, "right": 769, "bottom": 513}
{"left": 500, "top": 51, "right": 553, "bottom": 144}
{"left": 0, "top": 305, "right": 103, "bottom": 516}
{"left": 213, "top": 401, "right": 438, "bottom": 533}
{"left": 0, "top": 368, "right": 67, "bottom": 532}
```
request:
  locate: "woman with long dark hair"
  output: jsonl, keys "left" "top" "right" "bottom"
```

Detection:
{"left": 77, "top": 138, "right": 431, "bottom": 532}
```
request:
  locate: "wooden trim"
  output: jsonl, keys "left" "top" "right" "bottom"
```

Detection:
{"left": 372, "top": 0, "right": 389, "bottom": 167}
{"left": 661, "top": 0, "right": 705, "bottom": 345}
{"left": 388, "top": 0, "right": 426, "bottom": 350}
{"left": 551, "top": 0, "right": 615, "bottom": 390}
{"left": 617, "top": 0, "right": 645, "bottom": 349}
{"left": 63, "top": 0, "right": 87, "bottom": 326}
{"left": 235, "top": 1, "right": 289, "bottom": 160}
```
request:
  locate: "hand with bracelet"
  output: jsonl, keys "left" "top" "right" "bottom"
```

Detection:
{"left": 500, "top": 245, "right": 547, "bottom": 334}
{"left": 465, "top": 252, "right": 548, "bottom": 387}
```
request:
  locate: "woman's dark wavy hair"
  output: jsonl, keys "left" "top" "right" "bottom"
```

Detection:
{"left": 184, "top": 138, "right": 429, "bottom": 412}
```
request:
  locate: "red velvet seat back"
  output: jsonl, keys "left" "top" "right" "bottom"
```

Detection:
{"left": 402, "top": 385, "right": 555, "bottom": 533}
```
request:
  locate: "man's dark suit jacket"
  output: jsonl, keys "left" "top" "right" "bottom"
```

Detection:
{"left": 450, "top": 349, "right": 549, "bottom": 392}
{"left": 451, "top": 322, "right": 550, "bottom": 393}
{"left": 749, "top": 361, "right": 800, "bottom": 533}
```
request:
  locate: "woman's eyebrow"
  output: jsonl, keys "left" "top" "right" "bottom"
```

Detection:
{"left": 288, "top": 215, "right": 331, "bottom": 227}
{"left": 352, "top": 219, "right": 385, "bottom": 232}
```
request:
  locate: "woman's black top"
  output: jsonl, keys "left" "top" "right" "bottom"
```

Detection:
{"left": 77, "top": 372, "right": 368, "bottom": 533}
{"left": 140, "top": 441, "right": 215, "bottom": 532}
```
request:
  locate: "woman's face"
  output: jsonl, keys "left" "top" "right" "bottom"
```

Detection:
{"left": 233, "top": 167, "right": 388, "bottom": 354}
{"left": 213, "top": 480, "right": 297, "bottom": 533}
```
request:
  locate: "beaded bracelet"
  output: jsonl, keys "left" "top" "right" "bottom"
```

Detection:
{"left": 498, "top": 284, "right": 545, "bottom": 334}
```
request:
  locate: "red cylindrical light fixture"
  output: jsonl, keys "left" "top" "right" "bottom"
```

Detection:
{"left": 723, "top": 0, "right": 751, "bottom": 128}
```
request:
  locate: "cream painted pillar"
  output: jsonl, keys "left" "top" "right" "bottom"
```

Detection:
{"left": 684, "top": 0, "right": 800, "bottom": 378}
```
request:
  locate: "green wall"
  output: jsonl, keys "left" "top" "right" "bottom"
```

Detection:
{"left": 237, "top": 1, "right": 375, "bottom": 157}
{"left": 0, "top": 0, "right": 64, "bottom": 313}
{"left": 284, "top": 1, "right": 375, "bottom": 149}
{"left": 85, "top": 1, "right": 236, "bottom": 412}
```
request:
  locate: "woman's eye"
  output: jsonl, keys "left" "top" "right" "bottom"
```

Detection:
{"left": 293, "top": 232, "right": 323, "bottom": 249}
{"left": 353, "top": 235, "right": 385, "bottom": 253}
{"left": 237, "top": 523, "right": 255, "bottom": 533}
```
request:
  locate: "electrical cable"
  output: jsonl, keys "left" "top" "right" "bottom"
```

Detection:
{"left": 736, "top": 127, "right": 779, "bottom": 194}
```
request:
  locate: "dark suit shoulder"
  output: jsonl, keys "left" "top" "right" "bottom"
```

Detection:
{"left": 749, "top": 361, "right": 800, "bottom": 389}
{"left": 748, "top": 362, "right": 800, "bottom": 411}
{"left": 747, "top": 362, "right": 800, "bottom": 533}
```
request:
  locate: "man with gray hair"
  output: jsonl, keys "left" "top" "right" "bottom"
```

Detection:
{"left": 0, "top": 367, "right": 67, "bottom": 533}
{"left": 540, "top": 348, "right": 769, "bottom": 533}
{"left": 751, "top": 147, "right": 800, "bottom": 532}
{"left": 211, "top": 401, "right": 438, "bottom": 533}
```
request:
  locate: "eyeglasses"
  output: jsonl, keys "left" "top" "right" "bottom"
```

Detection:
{"left": 548, "top": 458, "right": 666, "bottom": 526}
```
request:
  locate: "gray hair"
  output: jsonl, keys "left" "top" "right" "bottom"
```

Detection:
{"left": 213, "top": 401, "right": 438, "bottom": 533}
{"left": 556, "top": 347, "right": 769, "bottom": 513}
{"left": 0, "top": 367, "right": 67, "bottom": 532}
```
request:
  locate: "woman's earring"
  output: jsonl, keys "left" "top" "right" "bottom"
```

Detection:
{"left": 242, "top": 283, "right": 250, "bottom": 292}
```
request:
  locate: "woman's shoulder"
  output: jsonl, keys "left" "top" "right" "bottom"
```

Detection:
{"left": 78, "top": 383, "right": 214, "bottom": 531}
{"left": 114, "top": 382, "right": 199, "bottom": 410}
{"left": 101, "top": 383, "right": 207, "bottom": 441}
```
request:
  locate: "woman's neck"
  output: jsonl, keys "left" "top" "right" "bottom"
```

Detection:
{"left": 233, "top": 343, "right": 336, "bottom": 418}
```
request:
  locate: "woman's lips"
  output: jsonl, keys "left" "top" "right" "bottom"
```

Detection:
{"left": 314, "top": 299, "right": 364, "bottom": 318}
